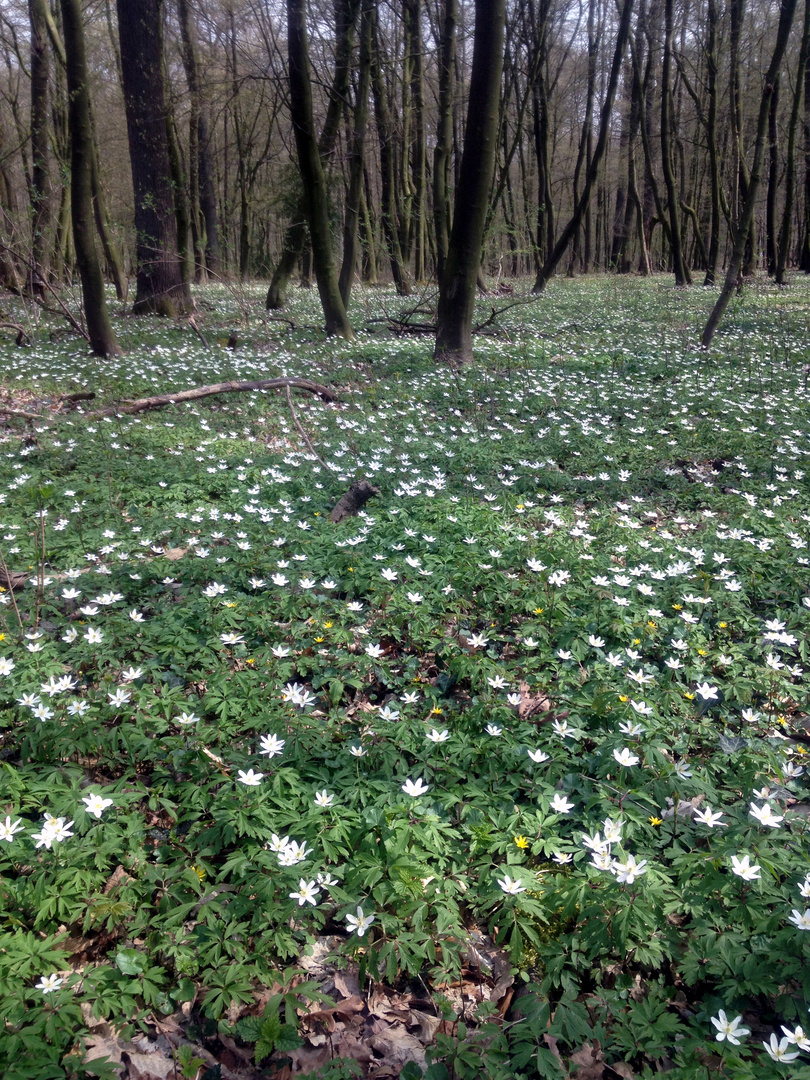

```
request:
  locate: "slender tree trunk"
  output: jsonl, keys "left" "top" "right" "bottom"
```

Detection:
{"left": 286, "top": 0, "right": 353, "bottom": 338}
{"left": 267, "top": 0, "right": 360, "bottom": 309}
{"left": 434, "top": 0, "right": 506, "bottom": 362}
{"left": 702, "top": 0, "right": 798, "bottom": 347}
{"left": 777, "top": 0, "right": 810, "bottom": 282}
{"left": 766, "top": 76, "right": 780, "bottom": 274}
{"left": 433, "top": 0, "right": 457, "bottom": 281}
{"left": 533, "top": 0, "right": 636, "bottom": 292}
{"left": 176, "top": 0, "right": 221, "bottom": 280}
{"left": 803, "top": 14, "right": 810, "bottom": 270}
{"left": 116, "top": 0, "right": 189, "bottom": 315}
{"left": 661, "top": 0, "right": 690, "bottom": 284}
{"left": 29, "top": 0, "right": 51, "bottom": 292}
{"left": 407, "top": 0, "right": 427, "bottom": 282}
{"left": 339, "top": 0, "right": 372, "bottom": 307}
{"left": 370, "top": 4, "right": 412, "bottom": 294}
{"left": 60, "top": 0, "right": 120, "bottom": 356}
{"left": 89, "top": 133, "right": 126, "bottom": 300}
{"left": 703, "top": 0, "right": 720, "bottom": 283}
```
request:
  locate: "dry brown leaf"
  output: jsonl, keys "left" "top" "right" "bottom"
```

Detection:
{"left": 334, "top": 968, "right": 361, "bottom": 999}
{"left": 518, "top": 681, "right": 554, "bottom": 719}
{"left": 570, "top": 1039, "right": 604, "bottom": 1078}
{"left": 607, "top": 1062, "right": 637, "bottom": 1079}
{"left": 369, "top": 1027, "right": 428, "bottom": 1069}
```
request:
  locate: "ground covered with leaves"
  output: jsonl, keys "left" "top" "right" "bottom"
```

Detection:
{"left": 1, "top": 276, "right": 810, "bottom": 1080}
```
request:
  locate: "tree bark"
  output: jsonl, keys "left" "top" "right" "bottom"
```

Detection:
{"left": 434, "top": 0, "right": 505, "bottom": 363}
{"left": 702, "top": 0, "right": 798, "bottom": 347}
{"left": 287, "top": 0, "right": 353, "bottom": 338}
{"left": 116, "top": 0, "right": 189, "bottom": 315}
{"left": 60, "top": 0, "right": 120, "bottom": 356}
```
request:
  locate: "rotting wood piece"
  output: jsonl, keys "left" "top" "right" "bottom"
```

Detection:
{"left": 329, "top": 480, "right": 380, "bottom": 523}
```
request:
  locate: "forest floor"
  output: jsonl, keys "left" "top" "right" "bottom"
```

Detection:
{"left": 0, "top": 274, "right": 809, "bottom": 1080}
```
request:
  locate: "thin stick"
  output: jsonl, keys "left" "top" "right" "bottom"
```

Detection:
{"left": 284, "top": 384, "right": 332, "bottom": 472}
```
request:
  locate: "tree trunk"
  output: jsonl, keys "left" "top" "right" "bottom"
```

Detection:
{"left": 267, "top": 0, "right": 360, "bottom": 310}
{"left": 702, "top": 0, "right": 798, "bottom": 347}
{"left": 703, "top": 0, "right": 720, "bottom": 284}
{"left": 116, "top": 0, "right": 189, "bottom": 315}
{"left": 370, "top": 3, "right": 412, "bottom": 294}
{"left": 776, "top": 0, "right": 810, "bottom": 283}
{"left": 29, "top": 0, "right": 51, "bottom": 292}
{"left": 766, "top": 76, "right": 780, "bottom": 274}
{"left": 60, "top": 0, "right": 120, "bottom": 356}
{"left": 433, "top": 0, "right": 457, "bottom": 281}
{"left": 176, "top": 0, "right": 221, "bottom": 279}
{"left": 533, "top": 0, "right": 636, "bottom": 292}
{"left": 339, "top": 0, "right": 372, "bottom": 307}
{"left": 287, "top": 0, "right": 353, "bottom": 338}
{"left": 434, "top": 0, "right": 505, "bottom": 363}
{"left": 661, "top": 0, "right": 690, "bottom": 284}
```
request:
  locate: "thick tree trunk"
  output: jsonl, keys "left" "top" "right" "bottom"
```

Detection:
{"left": 60, "top": 0, "right": 120, "bottom": 356}
{"left": 117, "top": 0, "right": 189, "bottom": 315}
{"left": 434, "top": 0, "right": 506, "bottom": 363}
{"left": 703, "top": 0, "right": 798, "bottom": 347}
{"left": 287, "top": 0, "right": 353, "bottom": 338}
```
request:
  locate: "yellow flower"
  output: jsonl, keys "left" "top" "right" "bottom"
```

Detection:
{"left": 0, "top": 633, "right": 5, "bottom": 641}
{"left": 697, "top": 649, "right": 707, "bottom": 656}
{"left": 513, "top": 835, "right": 529, "bottom": 849}
{"left": 618, "top": 694, "right": 628, "bottom": 703}
{"left": 192, "top": 865, "right": 206, "bottom": 881}
{"left": 246, "top": 658, "right": 255, "bottom": 665}
{"left": 516, "top": 504, "right": 524, "bottom": 510}
{"left": 647, "top": 621, "right": 657, "bottom": 629}
{"left": 648, "top": 816, "right": 663, "bottom": 826}
{"left": 633, "top": 638, "right": 641, "bottom": 645}
{"left": 314, "top": 636, "right": 324, "bottom": 643}
{"left": 684, "top": 691, "right": 695, "bottom": 700}
{"left": 323, "top": 622, "right": 333, "bottom": 629}
{"left": 225, "top": 602, "right": 237, "bottom": 608}
{"left": 533, "top": 607, "right": 544, "bottom": 615}
{"left": 797, "top": 745, "right": 807, "bottom": 755}
{"left": 431, "top": 706, "right": 443, "bottom": 715}
{"left": 672, "top": 604, "right": 682, "bottom": 611}
{"left": 719, "top": 622, "right": 727, "bottom": 629}
{"left": 348, "top": 567, "right": 354, "bottom": 572}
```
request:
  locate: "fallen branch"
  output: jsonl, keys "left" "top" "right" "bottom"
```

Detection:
{"left": 0, "top": 321, "right": 30, "bottom": 346}
{"left": 87, "top": 377, "right": 340, "bottom": 417}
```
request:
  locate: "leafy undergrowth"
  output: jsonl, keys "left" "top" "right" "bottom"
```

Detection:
{"left": 0, "top": 275, "right": 810, "bottom": 1079}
